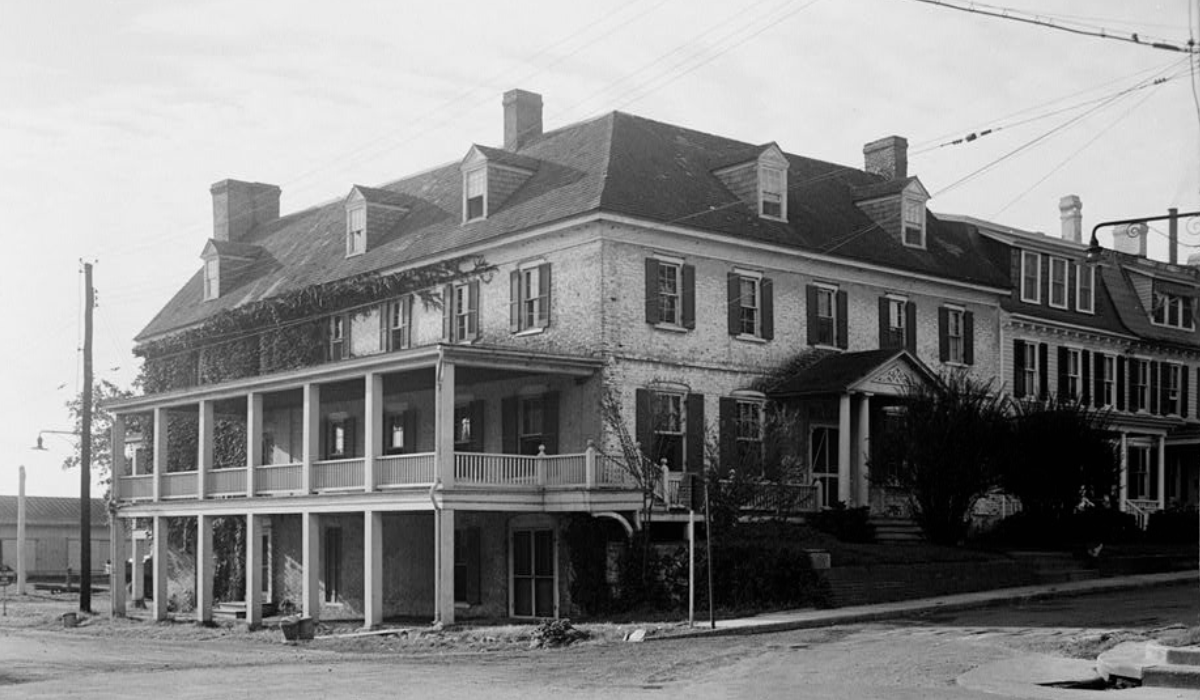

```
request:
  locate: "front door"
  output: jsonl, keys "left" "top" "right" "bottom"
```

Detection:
{"left": 810, "top": 425, "right": 839, "bottom": 509}
{"left": 512, "top": 529, "right": 555, "bottom": 618}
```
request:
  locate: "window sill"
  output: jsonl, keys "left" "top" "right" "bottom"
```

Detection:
{"left": 810, "top": 343, "right": 841, "bottom": 351}
{"left": 1048, "top": 302, "right": 1069, "bottom": 311}
{"left": 1019, "top": 296, "right": 1041, "bottom": 305}
{"left": 654, "top": 323, "right": 689, "bottom": 334}
{"left": 735, "top": 333, "right": 767, "bottom": 344}
{"left": 514, "top": 327, "right": 546, "bottom": 337}
{"left": 943, "top": 360, "right": 968, "bottom": 368}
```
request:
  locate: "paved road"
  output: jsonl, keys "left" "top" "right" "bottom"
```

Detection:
{"left": 2, "top": 584, "right": 1196, "bottom": 699}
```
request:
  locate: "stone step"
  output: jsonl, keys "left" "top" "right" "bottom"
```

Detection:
{"left": 1165, "top": 646, "right": 1200, "bottom": 666}
{"left": 1143, "top": 664, "right": 1200, "bottom": 689}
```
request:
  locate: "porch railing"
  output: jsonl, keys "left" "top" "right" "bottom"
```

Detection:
{"left": 207, "top": 467, "right": 247, "bottom": 497}
{"left": 456, "top": 453, "right": 539, "bottom": 486}
{"left": 255, "top": 463, "right": 303, "bottom": 495}
{"left": 543, "top": 454, "right": 587, "bottom": 486}
{"left": 1126, "top": 498, "right": 1159, "bottom": 530}
{"left": 119, "top": 474, "right": 154, "bottom": 502}
{"left": 377, "top": 452, "right": 436, "bottom": 487}
{"left": 161, "top": 471, "right": 198, "bottom": 500}
{"left": 312, "top": 458, "right": 364, "bottom": 492}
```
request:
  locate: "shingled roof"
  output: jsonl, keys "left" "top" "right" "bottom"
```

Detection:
{"left": 137, "top": 110, "right": 1008, "bottom": 342}
{"left": 0, "top": 496, "right": 108, "bottom": 527}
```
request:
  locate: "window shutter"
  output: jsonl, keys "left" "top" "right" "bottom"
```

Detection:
{"left": 761, "top": 277, "right": 774, "bottom": 340}
{"left": 1081, "top": 350, "right": 1091, "bottom": 404}
{"left": 501, "top": 397, "right": 518, "bottom": 454}
{"left": 963, "top": 311, "right": 975, "bottom": 365}
{"left": 1067, "top": 263, "right": 1076, "bottom": 310}
{"left": 727, "top": 273, "right": 740, "bottom": 336}
{"left": 1183, "top": 366, "right": 1190, "bottom": 418}
{"left": 937, "top": 307, "right": 949, "bottom": 362}
{"left": 404, "top": 409, "right": 418, "bottom": 454}
{"left": 1038, "top": 343, "right": 1049, "bottom": 400}
{"left": 468, "top": 280, "right": 481, "bottom": 341}
{"left": 1154, "top": 361, "right": 1165, "bottom": 415}
{"left": 1013, "top": 339, "right": 1025, "bottom": 397}
{"left": 878, "top": 297, "right": 890, "bottom": 348}
{"left": 644, "top": 259, "right": 660, "bottom": 324}
{"left": 509, "top": 270, "right": 520, "bottom": 332}
{"left": 469, "top": 400, "right": 485, "bottom": 452}
{"left": 1117, "top": 356, "right": 1126, "bottom": 411}
{"left": 1057, "top": 346, "right": 1069, "bottom": 397}
{"left": 635, "top": 389, "right": 651, "bottom": 456}
{"left": 464, "top": 527, "right": 481, "bottom": 605}
{"left": 685, "top": 393, "right": 705, "bottom": 473}
{"left": 402, "top": 296, "right": 413, "bottom": 349}
{"left": 836, "top": 290, "right": 849, "bottom": 349}
{"left": 345, "top": 417, "right": 357, "bottom": 458}
{"left": 682, "top": 264, "right": 696, "bottom": 330}
{"left": 1149, "top": 361, "right": 1160, "bottom": 414}
{"left": 904, "top": 302, "right": 917, "bottom": 352}
{"left": 1041, "top": 255, "right": 1050, "bottom": 306}
{"left": 538, "top": 263, "right": 551, "bottom": 328}
{"left": 718, "top": 397, "right": 737, "bottom": 473}
{"left": 322, "top": 419, "right": 332, "bottom": 460}
{"left": 542, "top": 392, "right": 559, "bottom": 454}
{"left": 442, "top": 284, "right": 453, "bottom": 342}
{"left": 1093, "top": 354, "right": 1104, "bottom": 408}
{"left": 806, "top": 285, "right": 819, "bottom": 345}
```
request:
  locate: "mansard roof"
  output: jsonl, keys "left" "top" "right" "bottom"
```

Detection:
{"left": 137, "top": 110, "right": 1008, "bottom": 342}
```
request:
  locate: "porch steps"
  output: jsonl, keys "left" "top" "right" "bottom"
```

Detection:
{"left": 1005, "top": 551, "right": 1100, "bottom": 584}
{"left": 869, "top": 517, "right": 923, "bottom": 544}
{"left": 213, "top": 601, "right": 277, "bottom": 620}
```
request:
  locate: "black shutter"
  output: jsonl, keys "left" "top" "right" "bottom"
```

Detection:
{"left": 634, "top": 389, "right": 651, "bottom": 455}
{"left": 501, "top": 397, "right": 518, "bottom": 454}
{"left": 1038, "top": 343, "right": 1049, "bottom": 400}
{"left": 727, "top": 273, "right": 740, "bottom": 336}
{"left": 1183, "top": 366, "right": 1190, "bottom": 418}
{"left": 905, "top": 302, "right": 917, "bottom": 352}
{"left": 878, "top": 296, "right": 890, "bottom": 348}
{"left": 681, "top": 264, "right": 696, "bottom": 330}
{"left": 1117, "top": 357, "right": 1126, "bottom": 411}
{"left": 1058, "top": 346, "right": 1069, "bottom": 398}
{"left": 1081, "top": 350, "right": 1091, "bottom": 404}
{"left": 468, "top": 281, "right": 481, "bottom": 341}
{"left": 685, "top": 393, "right": 705, "bottom": 473}
{"left": 509, "top": 270, "right": 520, "bottom": 332}
{"left": 539, "top": 264, "right": 551, "bottom": 329}
{"left": 938, "top": 307, "right": 949, "bottom": 362}
{"left": 836, "top": 290, "right": 849, "bottom": 349}
{"left": 442, "top": 284, "right": 453, "bottom": 342}
{"left": 644, "top": 258, "right": 660, "bottom": 324}
{"left": 346, "top": 418, "right": 357, "bottom": 458}
{"left": 963, "top": 311, "right": 975, "bottom": 365}
{"left": 806, "top": 285, "right": 819, "bottom": 345}
{"left": 1155, "top": 361, "right": 1165, "bottom": 414}
{"left": 1093, "top": 354, "right": 1104, "bottom": 408}
{"left": 1148, "top": 360, "right": 1159, "bottom": 413}
{"left": 1013, "top": 339, "right": 1026, "bottom": 397}
{"left": 718, "top": 397, "right": 737, "bottom": 473}
{"left": 542, "top": 392, "right": 559, "bottom": 454}
{"left": 469, "top": 400, "right": 485, "bottom": 452}
{"left": 761, "top": 278, "right": 774, "bottom": 341}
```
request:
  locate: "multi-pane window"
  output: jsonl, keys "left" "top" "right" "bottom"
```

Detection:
{"left": 519, "top": 397, "right": 546, "bottom": 455}
{"left": 1049, "top": 257, "right": 1068, "bottom": 308}
{"left": 511, "top": 263, "right": 551, "bottom": 332}
{"left": 454, "top": 284, "right": 475, "bottom": 341}
{"left": 759, "top": 166, "right": 784, "bottom": 219}
{"left": 1020, "top": 251, "right": 1041, "bottom": 303}
{"left": 203, "top": 259, "right": 219, "bottom": 301}
{"left": 652, "top": 392, "right": 684, "bottom": 469}
{"left": 1152, "top": 292, "right": 1195, "bottom": 330}
{"left": 816, "top": 286, "right": 837, "bottom": 346}
{"left": 884, "top": 298, "right": 907, "bottom": 348}
{"left": 1076, "top": 264, "right": 1095, "bottom": 313}
{"left": 1128, "top": 444, "right": 1152, "bottom": 500}
{"left": 454, "top": 405, "right": 473, "bottom": 447}
{"left": 735, "top": 400, "right": 764, "bottom": 471}
{"left": 464, "top": 168, "right": 486, "bottom": 221}
{"left": 946, "top": 308, "right": 964, "bottom": 363}
{"left": 1166, "top": 363, "right": 1182, "bottom": 415}
{"left": 902, "top": 197, "right": 925, "bottom": 248}
{"left": 1021, "top": 340, "right": 1039, "bottom": 398}
{"left": 810, "top": 426, "right": 838, "bottom": 509}
{"left": 346, "top": 206, "right": 366, "bottom": 256}
{"left": 328, "top": 315, "right": 346, "bottom": 361}
{"left": 325, "top": 416, "right": 353, "bottom": 459}
{"left": 738, "top": 276, "right": 760, "bottom": 336}
{"left": 1132, "top": 360, "right": 1149, "bottom": 412}
{"left": 1101, "top": 355, "right": 1115, "bottom": 407}
{"left": 658, "top": 262, "right": 682, "bottom": 326}
{"left": 385, "top": 297, "right": 410, "bottom": 351}
{"left": 387, "top": 413, "right": 406, "bottom": 453}
{"left": 1065, "top": 348, "right": 1081, "bottom": 398}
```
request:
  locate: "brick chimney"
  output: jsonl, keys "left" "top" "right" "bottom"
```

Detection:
{"left": 503, "top": 89, "right": 542, "bottom": 151}
{"left": 1059, "top": 194, "right": 1082, "bottom": 243}
{"left": 863, "top": 136, "right": 908, "bottom": 180}
{"left": 210, "top": 180, "right": 280, "bottom": 242}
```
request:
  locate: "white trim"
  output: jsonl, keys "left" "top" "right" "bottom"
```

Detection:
{"left": 1075, "top": 263, "right": 1095, "bottom": 314}
{"left": 462, "top": 165, "right": 487, "bottom": 223}
{"left": 732, "top": 267, "right": 763, "bottom": 279}
{"left": 1048, "top": 256, "right": 1069, "bottom": 309}
{"left": 1020, "top": 250, "right": 1042, "bottom": 304}
{"left": 650, "top": 252, "right": 685, "bottom": 266}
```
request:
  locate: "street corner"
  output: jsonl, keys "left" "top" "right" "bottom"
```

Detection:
{"left": 956, "top": 653, "right": 1104, "bottom": 699}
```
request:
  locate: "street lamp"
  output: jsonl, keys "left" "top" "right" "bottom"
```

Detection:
{"left": 32, "top": 429, "right": 91, "bottom": 612}
{"left": 1086, "top": 209, "right": 1200, "bottom": 265}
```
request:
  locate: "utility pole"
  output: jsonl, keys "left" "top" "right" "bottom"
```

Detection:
{"left": 80, "top": 262, "right": 93, "bottom": 613}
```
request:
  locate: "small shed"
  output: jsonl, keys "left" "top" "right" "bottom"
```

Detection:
{"left": 0, "top": 496, "right": 109, "bottom": 579}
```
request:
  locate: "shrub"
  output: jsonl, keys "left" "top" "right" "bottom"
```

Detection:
{"left": 1147, "top": 509, "right": 1199, "bottom": 544}
{"left": 667, "top": 537, "right": 830, "bottom": 611}
{"left": 529, "top": 618, "right": 590, "bottom": 649}
{"left": 808, "top": 502, "right": 875, "bottom": 543}
{"left": 977, "top": 509, "right": 1140, "bottom": 549}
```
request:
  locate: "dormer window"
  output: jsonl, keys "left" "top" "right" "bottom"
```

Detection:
{"left": 759, "top": 165, "right": 786, "bottom": 220}
{"left": 203, "top": 259, "right": 219, "bottom": 301}
{"left": 902, "top": 195, "right": 925, "bottom": 248}
{"left": 346, "top": 205, "right": 366, "bottom": 257}
{"left": 464, "top": 167, "right": 486, "bottom": 222}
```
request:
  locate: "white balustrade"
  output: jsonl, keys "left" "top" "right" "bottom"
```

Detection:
{"left": 207, "top": 467, "right": 247, "bottom": 497}
{"left": 543, "top": 454, "right": 587, "bottom": 486}
{"left": 119, "top": 475, "right": 154, "bottom": 501}
{"left": 313, "top": 458, "right": 365, "bottom": 491}
{"left": 161, "top": 471, "right": 199, "bottom": 500}
{"left": 255, "top": 463, "right": 303, "bottom": 495}
{"left": 377, "top": 453, "right": 436, "bottom": 487}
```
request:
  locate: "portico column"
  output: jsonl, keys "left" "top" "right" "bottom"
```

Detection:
{"left": 435, "top": 358, "right": 456, "bottom": 488}
{"left": 195, "top": 514, "right": 214, "bottom": 624}
{"left": 837, "top": 393, "right": 852, "bottom": 505}
{"left": 245, "top": 514, "right": 262, "bottom": 630}
{"left": 856, "top": 394, "right": 871, "bottom": 508}
{"left": 152, "top": 516, "right": 169, "bottom": 621}
{"left": 131, "top": 529, "right": 147, "bottom": 607}
{"left": 1119, "top": 432, "right": 1129, "bottom": 512}
{"left": 109, "top": 517, "right": 127, "bottom": 618}
{"left": 434, "top": 508, "right": 455, "bottom": 625}
{"left": 363, "top": 510, "right": 383, "bottom": 629}
{"left": 1157, "top": 434, "right": 1167, "bottom": 510}
{"left": 303, "top": 384, "right": 320, "bottom": 495}
{"left": 111, "top": 416, "right": 126, "bottom": 499}
{"left": 364, "top": 373, "right": 382, "bottom": 493}
{"left": 247, "top": 393, "right": 262, "bottom": 498}
{"left": 301, "top": 511, "right": 320, "bottom": 620}
{"left": 198, "top": 400, "right": 213, "bottom": 500}
{"left": 153, "top": 407, "right": 167, "bottom": 502}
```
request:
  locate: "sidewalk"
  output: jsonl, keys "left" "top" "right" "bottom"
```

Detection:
{"left": 665, "top": 570, "right": 1197, "bottom": 639}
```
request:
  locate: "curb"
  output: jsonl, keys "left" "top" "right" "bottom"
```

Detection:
{"left": 657, "top": 570, "right": 1196, "bottom": 641}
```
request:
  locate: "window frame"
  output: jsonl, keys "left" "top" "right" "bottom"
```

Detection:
{"left": 1151, "top": 291, "right": 1196, "bottom": 330}
{"left": 346, "top": 205, "right": 366, "bottom": 257}
{"left": 1021, "top": 340, "right": 1039, "bottom": 398}
{"left": 1166, "top": 362, "right": 1182, "bottom": 415}
{"left": 650, "top": 390, "right": 684, "bottom": 470}
{"left": 1049, "top": 257, "right": 1069, "bottom": 309}
{"left": 1132, "top": 359, "right": 1150, "bottom": 412}
{"left": 945, "top": 306, "right": 965, "bottom": 364}
{"left": 1101, "top": 355, "right": 1115, "bottom": 407}
{"left": 1065, "top": 347, "right": 1081, "bottom": 398}
{"left": 758, "top": 164, "right": 786, "bottom": 221}
{"left": 454, "top": 283, "right": 476, "bottom": 342}
{"left": 815, "top": 284, "right": 838, "bottom": 348}
{"left": 1076, "top": 264, "right": 1095, "bottom": 313}
{"left": 884, "top": 295, "right": 907, "bottom": 349}
{"left": 512, "top": 261, "right": 551, "bottom": 333}
{"left": 453, "top": 404, "right": 473, "bottom": 448}
{"left": 328, "top": 314, "right": 346, "bottom": 361}
{"left": 463, "top": 166, "right": 487, "bottom": 222}
{"left": 203, "top": 259, "right": 219, "bottom": 301}
{"left": 1020, "top": 251, "right": 1041, "bottom": 304}
{"left": 901, "top": 195, "right": 926, "bottom": 249}
{"left": 737, "top": 273, "right": 762, "bottom": 338}
{"left": 385, "top": 296, "right": 411, "bottom": 352}
{"left": 657, "top": 260, "right": 683, "bottom": 327}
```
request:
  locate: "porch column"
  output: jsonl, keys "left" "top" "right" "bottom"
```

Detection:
{"left": 131, "top": 529, "right": 147, "bottom": 607}
{"left": 303, "top": 384, "right": 321, "bottom": 495}
{"left": 109, "top": 517, "right": 127, "bottom": 618}
{"left": 1157, "top": 434, "right": 1167, "bottom": 510}
{"left": 363, "top": 510, "right": 383, "bottom": 629}
{"left": 435, "top": 359, "right": 457, "bottom": 488}
{"left": 153, "top": 407, "right": 167, "bottom": 502}
{"left": 856, "top": 393, "right": 871, "bottom": 508}
{"left": 837, "top": 393, "right": 852, "bottom": 505}
{"left": 301, "top": 511, "right": 320, "bottom": 619}
{"left": 198, "top": 400, "right": 213, "bottom": 500}
{"left": 247, "top": 393, "right": 262, "bottom": 498}
{"left": 111, "top": 415, "right": 127, "bottom": 497}
{"left": 364, "top": 373, "right": 382, "bottom": 493}
{"left": 434, "top": 508, "right": 455, "bottom": 625}
{"left": 1119, "top": 432, "right": 1129, "bottom": 512}
{"left": 151, "top": 516, "right": 169, "bottom": 621}
{"left": 195, "top": 514, "right": 214, "bottom": 624}
{"left": 245, "top": 513, "right": 262, "bottom": 630}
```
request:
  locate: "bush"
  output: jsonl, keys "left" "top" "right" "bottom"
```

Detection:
{"left": 977, "top": 509, "right": 1140, "bottom": 549}
{"left": 667, "top": 537, "right": 830, "bottom": 611}
{"left": 808, "top": 503, "right": 874, "bottom": 543}
{"left": 1147, "top": 509, "right": 1199, "bottom": 543}
{"left": 529, "top": 618, "right": 590, "bottom": 649}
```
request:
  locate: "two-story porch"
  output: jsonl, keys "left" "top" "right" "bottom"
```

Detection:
{"left": 107, "top": 344, "right": 643, "bottom": 626}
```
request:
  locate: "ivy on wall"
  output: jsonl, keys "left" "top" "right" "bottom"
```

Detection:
{"left": 137, "top": 255, "right": 492, "bottom": 394}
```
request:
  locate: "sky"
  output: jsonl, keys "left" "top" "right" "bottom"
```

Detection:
{"left": 1, "top": 0, "right": 1198, "bottom": 497}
